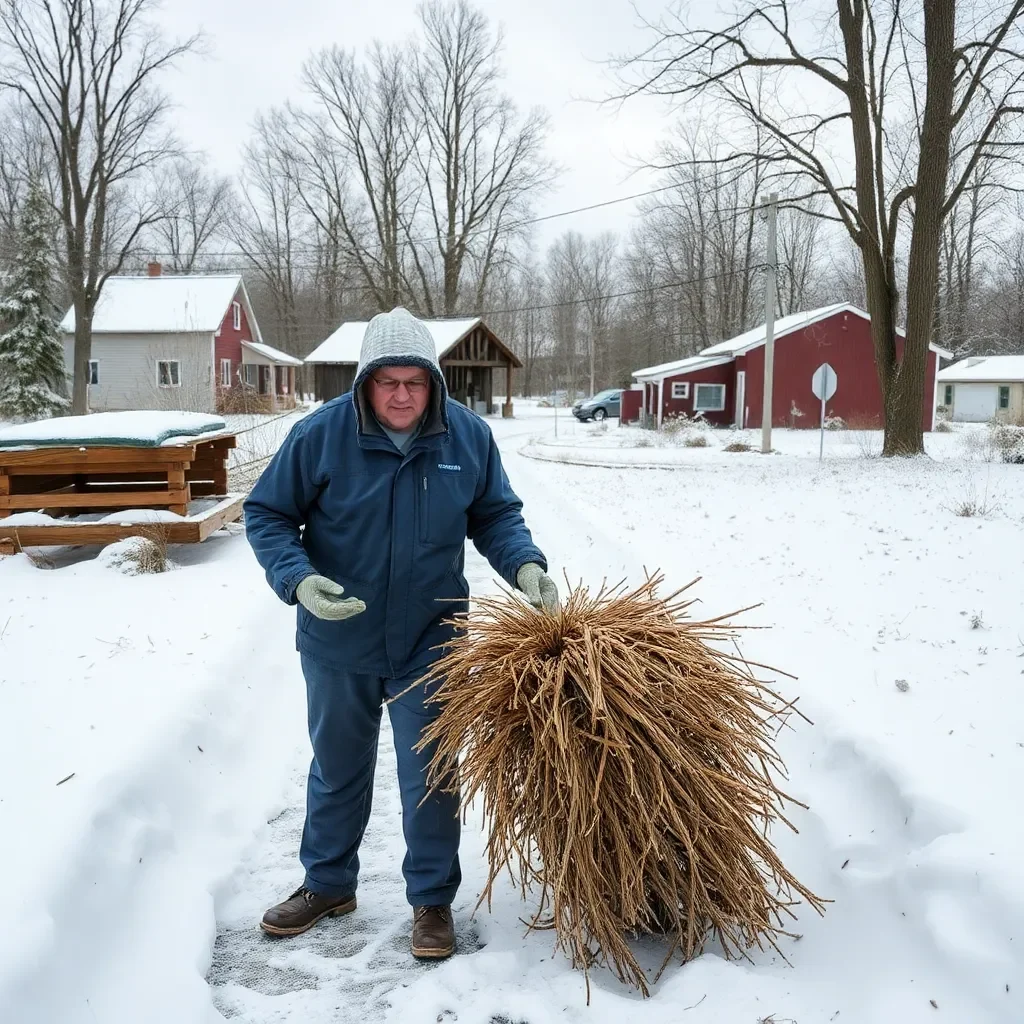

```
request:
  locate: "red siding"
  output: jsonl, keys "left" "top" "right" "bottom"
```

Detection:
{"left": 644, "top": 310, "right": 941, "bottom": 430}
{"left": 214, "top": 290, "right": 251, "bottom": 386}
{"left": 661, "top": 361, "right": 735, "bottom": 425}
{"left": 621, "top": 388, "right": 643, "bottom": 423}
{"left": 740, "top": 310, "right": 938, "bottom": 430}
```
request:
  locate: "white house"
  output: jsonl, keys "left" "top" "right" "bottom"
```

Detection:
{"left": 60, "top": 264, "right": 302, "bottom": 414}
{"left": 936, "top": 355, "right": 1024, "bottom": 423}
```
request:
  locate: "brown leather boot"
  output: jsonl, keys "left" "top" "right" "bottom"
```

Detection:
{"left": 411, "top": 905, "right": 456, "bottom": 959}
{"left": 260, "top": 886, "right": 357, "bottom": 937}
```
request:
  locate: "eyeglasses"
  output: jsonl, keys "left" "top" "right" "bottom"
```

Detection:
{"left": 371, "top": 375, "right": 430, "bottom": 394}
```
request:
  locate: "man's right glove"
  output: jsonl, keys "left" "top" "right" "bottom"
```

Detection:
{"left": 296, "top": 575, "right": 366, "bottom": 621}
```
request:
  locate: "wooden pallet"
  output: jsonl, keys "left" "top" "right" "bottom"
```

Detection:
{"left": 0, "top": 494, "right": 245, "bottom": 548}
{"left": 0, "top": 433, "right": 236, "bottom": 520}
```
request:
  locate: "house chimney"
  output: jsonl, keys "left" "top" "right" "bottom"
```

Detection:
{"left": 147, "top": 261, "right": 162, "bottom": 277}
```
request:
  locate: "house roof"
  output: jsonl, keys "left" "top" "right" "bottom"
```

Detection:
{"left": 242, "top": 340, "right": 303, "bottom": 367}
{"left": 305, "top": 317, "right": 484, "bottom": 365}
{"left": 632, "top": 303, "right": 953, "bottom": 380}
{"left": 632, "top": 354, "right": 734, "bottom": 381}
{"left": 59, "top": 274, "right": 262, "bottom": 341}
{"left": 699, "top": 303, "right": 853, "bottom": 357}
{"left": 936, "top": 355, "right": 1024, "bottom": 383}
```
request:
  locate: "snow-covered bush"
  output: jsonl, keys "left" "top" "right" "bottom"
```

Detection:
{"left": 99, "top": 533, "right": 171, "bottom": 576}
{"left": 991, "top": 424, "right": 1024, "bottom": 464}
{"left": 959, "top": 429, "right": 997, "bottom": 462}
{"left": 661, "top": 413, "right": 710, "bottom": 446}
{"left": 824, "top": 415, "right": 846, "bottom": 430}
{"left": 934, "top": 420, "right": 953, "bottom": 433}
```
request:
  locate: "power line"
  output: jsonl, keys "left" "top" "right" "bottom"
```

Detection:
{"left": 477, "top": 265, "right": 771, "bottom": 317}
{"left": 209, "top": 264, "right": 780, "bottom": 336}
{"left": 91, "top": 188, "right": 758, "bottom": 262}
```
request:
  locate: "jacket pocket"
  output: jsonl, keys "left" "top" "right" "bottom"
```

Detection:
{"left": 420, "top": 467, "right": 470, "bottom": 547}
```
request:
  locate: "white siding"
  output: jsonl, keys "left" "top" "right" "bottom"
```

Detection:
{"left": 62, "top": 332, "right": 216, "bottom": 413}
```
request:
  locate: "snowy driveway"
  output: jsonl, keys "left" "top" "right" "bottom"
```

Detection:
{"left": 1, "top": 412, "right": 1021, "bottom": 1023}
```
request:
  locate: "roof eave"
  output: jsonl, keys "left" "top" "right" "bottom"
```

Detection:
{"left": 632, "top": 355, "right": 735, "bottom": 381}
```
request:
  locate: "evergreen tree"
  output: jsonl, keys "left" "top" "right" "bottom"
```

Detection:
{"left": 0, "top": 181, "right": 69, "bottom": 422}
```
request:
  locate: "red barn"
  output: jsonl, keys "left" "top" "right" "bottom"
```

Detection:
{"left": 630, "top": 304, "right": 951, "bottom": 431}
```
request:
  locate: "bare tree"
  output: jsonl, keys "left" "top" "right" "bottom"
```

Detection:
{"left": 571, "top": 231, "right": 619, "bottom": 396}
{"left": 617, "top": 0, "right": 1024, "bottom": 454}
{"left": 777, "top": 200, "right": 824, "bottom": 315}
{"left": 295, "top": 43, "right": 421, "bottom": 312}
{"left": 0, "top": 99, "right": 51, "bottom": 269}
{"left": 232, "top": 111, "right": 305, "bottom": 353}
{"left": 484, "top": 259, "right": 547, "bottom": 396}
{"left": 413, "top": 0, "right": 553, "bottom": 316}
{"left": 546, "top": 232, "right": 585, "bottom": 398}
{"left": 0, "top": 0, "right": 198, "bottom": 413}
{"left": 153, "top": 158, "right": 233, "bottom": 273}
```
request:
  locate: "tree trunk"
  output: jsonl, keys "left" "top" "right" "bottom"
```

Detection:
{"left": 71, "top": 299, "right": 93, "bottom": 415}
{"left": 886, "top": 0, "right": 956, "bottom": 455}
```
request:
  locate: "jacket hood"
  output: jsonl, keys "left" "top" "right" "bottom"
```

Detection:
{"left": 351, "top": 307, "right": 448, "bottom": 438}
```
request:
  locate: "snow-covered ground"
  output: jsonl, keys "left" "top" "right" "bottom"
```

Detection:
{"left": 1, "top": 403, "right": 1021, "bottom": 1023}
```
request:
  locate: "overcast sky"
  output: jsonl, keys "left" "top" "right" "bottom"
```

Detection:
{"left": 154, "top": 0, "right": 668, "bottom": 251}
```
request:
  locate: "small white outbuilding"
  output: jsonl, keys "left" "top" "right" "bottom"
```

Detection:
{"left": 936, "top": 355, "right": 1024, "bottom": 423}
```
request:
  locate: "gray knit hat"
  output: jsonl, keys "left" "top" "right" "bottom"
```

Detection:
{"left": 352, "top": 307, "right": 447, "bottom": 400}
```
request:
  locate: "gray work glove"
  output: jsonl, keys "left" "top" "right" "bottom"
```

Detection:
{"left": 516, "top": 562, "right": 560, "bottom": 613}
{"left": 296, "top": 575, "right": 366, "bottom": 621}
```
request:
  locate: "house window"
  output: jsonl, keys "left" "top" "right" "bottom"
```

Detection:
{"left": 944, "top": 384, "right": 953, "bottom": 406}
{"left": 241, "top": 363, "right": 258, "bottom": 387}
{"left": 232, "top": 301, "right": 241, "bottom": 331}
{"left": 88, "top": 360, "right": 99, "bottom": 385}
{"left": 220, "top": 358, "right": 232, "bottom": 387}
{"left": 157, "top": 360, "right": 181, "bottom": 388}
{"left": 998, "top": 385, "right": 1010, "bottom": 410}
{"left": 671, "top": 381, "right": 690, "bottom": 400}
{"left": 694, "top": 383, "right": 726, "bottom": 412}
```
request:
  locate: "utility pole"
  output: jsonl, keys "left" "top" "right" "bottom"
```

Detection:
{"left": 761, "top": 192, "right": 778, "bottom": 455}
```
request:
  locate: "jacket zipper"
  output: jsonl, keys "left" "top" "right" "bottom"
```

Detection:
{"left": 420, "top": 474, "right": 428, "bottom": 543}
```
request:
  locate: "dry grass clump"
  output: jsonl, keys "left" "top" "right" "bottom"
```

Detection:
{"left": 99, "top": 526, "right": 170, "bottom": 575}
{"left": 413, "top": 576, "right": 826, "bottom": 997}
{"left": 684, "top": 433, "right": 710, "bottom": 448}
{"left": 723, "top": 440, "right": 753, "bottom": 452}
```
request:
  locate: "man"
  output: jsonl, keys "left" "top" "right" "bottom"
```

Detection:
{"left": 243, "top": 307, "right": 558, "bottom": 961}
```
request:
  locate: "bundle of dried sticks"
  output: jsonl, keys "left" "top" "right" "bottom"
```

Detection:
{"left": 413, "top": 574, "right": 826, "bottom": 996}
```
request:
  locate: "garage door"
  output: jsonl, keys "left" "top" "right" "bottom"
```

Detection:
{"left": 954, "top": 383, "right": 999, "bottom": 422}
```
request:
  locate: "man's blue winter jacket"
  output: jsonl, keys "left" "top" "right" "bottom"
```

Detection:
{"left": 243, "top": 393, "right": 547, "bottom": 677}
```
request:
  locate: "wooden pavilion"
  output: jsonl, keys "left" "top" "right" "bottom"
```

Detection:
{"left": 305, "top": 317, "right": 522, "bottom": 417}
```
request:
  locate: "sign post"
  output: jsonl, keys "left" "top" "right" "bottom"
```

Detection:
{"left": 810, "top": 362, "right": 838, "bottom": 461}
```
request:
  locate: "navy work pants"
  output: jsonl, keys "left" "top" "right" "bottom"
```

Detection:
{"left": 298, "top": 653, "right": 462, "bottom": 907}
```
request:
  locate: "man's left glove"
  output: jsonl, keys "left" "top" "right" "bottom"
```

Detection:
{"left": 516, "top": 562, "right": 560, "bottom": 613}
{"left": 296, "top": 574, "right": 367, "bottom": 621}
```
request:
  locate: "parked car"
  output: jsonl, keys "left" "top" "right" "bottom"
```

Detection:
{"left": 573, "top": 388, "right": 622, "bottom": 422}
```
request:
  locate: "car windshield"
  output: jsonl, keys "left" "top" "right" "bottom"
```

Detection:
{"left": 592, "top": 389, "right": 619, "bottom": 400}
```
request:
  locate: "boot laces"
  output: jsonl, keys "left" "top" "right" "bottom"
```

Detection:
{"left": 416, "top": 905, "right": 451, "bottom": 922}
